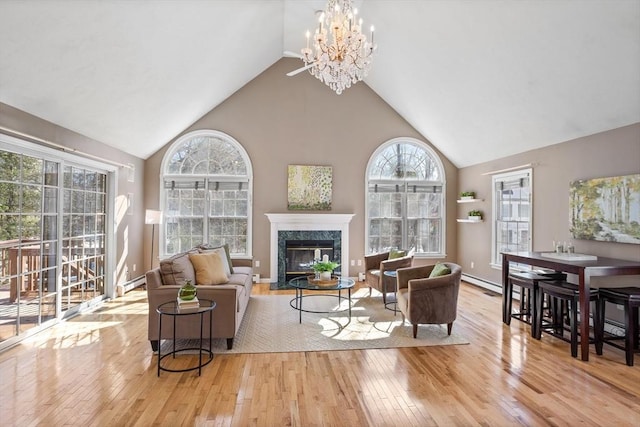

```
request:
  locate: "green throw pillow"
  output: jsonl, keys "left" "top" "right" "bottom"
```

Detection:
{"left": 389, "top": 248, "right": 406, "bottom": 259}
{"left": 429, "top": 263, "right": 451, "bottom": 278}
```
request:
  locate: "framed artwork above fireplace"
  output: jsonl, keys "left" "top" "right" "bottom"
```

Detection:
{"left": 287, "top": 165, "right": 332, "bottom": 210}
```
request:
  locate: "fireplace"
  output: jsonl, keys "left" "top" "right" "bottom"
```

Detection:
{"left": 265, "top": 213, "right": 354, "bottom": 284}
{"left": 284, "top": 239, "right": 336, "bottom": 281}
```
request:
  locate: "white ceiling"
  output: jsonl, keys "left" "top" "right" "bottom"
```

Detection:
{"left": 1, "top": 0, "right": 638, "bottom": 168}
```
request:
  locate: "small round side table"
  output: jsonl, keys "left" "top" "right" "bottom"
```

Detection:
{"left": 156, "top": 299, "right": 216, "bottom": 376}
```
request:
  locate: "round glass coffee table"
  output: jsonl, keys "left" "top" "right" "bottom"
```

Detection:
{"left": 288, "top": 276, "right": 355, "bottom": 323}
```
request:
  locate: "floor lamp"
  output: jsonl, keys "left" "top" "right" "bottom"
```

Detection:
{"left": 145, "top": 209, "right": 163, "bottom": 269}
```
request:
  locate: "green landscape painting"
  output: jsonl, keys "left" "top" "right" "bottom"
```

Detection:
{"left": 287, "top": 165, "right": 332, "bottom": 211}
{"left": 570, "top": 173, "right": 640, "bottom": 244}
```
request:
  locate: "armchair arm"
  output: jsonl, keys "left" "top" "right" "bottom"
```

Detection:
{"left": 396, "top": 265, "right": 434, "bottom": 290}
{"left": 407, "top": 275, "right": 456, "bottom": 292}
{"left": 380, "top": 255, "right": 413, "bottom": 273}
{"left": 364, "top": 252, "right": 390, "bottom": 271}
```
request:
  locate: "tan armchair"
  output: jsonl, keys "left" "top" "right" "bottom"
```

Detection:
{"left": 396, "top": 262, "right": 462, "bottom": 338}
{"left": 364, "top": 251, "right": 413, "bottom": 304}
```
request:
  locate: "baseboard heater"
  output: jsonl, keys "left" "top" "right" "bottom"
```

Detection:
{"left": 462, "top": 273, "right": 502, "bottom": 294}
{"left": 117, "top": 275, "right": 146, "bottom": 296}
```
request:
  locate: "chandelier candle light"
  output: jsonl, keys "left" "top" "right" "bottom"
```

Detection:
{"left": 297, "top": 0, "right": 376, "bottom": 94}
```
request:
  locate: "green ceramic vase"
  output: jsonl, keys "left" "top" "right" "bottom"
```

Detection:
{"left": 178, "top": 280, "right": 197, "bottom": 301}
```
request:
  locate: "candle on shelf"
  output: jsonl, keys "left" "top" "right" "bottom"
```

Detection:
{"left": 322, "top": 254, "right": 329, "bottom": 263}
{"left": 314, "top": 249, "right": 321, "bottom": 260}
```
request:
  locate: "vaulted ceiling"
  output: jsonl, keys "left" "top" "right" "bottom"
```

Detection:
{"left": 1, "top": 1, "right": 638, "bottom": 168}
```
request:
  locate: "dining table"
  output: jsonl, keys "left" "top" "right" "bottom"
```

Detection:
{"left": 501, "top": 251, "right": 640, "bottom": 361}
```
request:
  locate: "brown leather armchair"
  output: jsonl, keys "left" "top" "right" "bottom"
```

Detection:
{"left": 396, "top": 262, "right": 462, "bottom": 338}
{"left": 364, "top": 251, "right": 413, "bottom": 304}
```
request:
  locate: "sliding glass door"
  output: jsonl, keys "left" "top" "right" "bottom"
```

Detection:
{"left": 0, "top": 143, "right": 110, "bottom": 345}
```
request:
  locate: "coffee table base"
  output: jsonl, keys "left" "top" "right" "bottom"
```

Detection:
{"left": 290, "top": 289, "right": 352, "bottom": 323}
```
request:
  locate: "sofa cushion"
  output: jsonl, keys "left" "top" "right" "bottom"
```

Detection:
{"left": 189, "top": 251, "right": 229, "bottom": 285}
{"left": 198, "top": 246, "right": 232, "bottom": 277}
{"left": 159, "top": 250, "right": 196, "bottom": 287}
{"left": 198, "top": 243, "right": 234, "bottom": 274}
{"left": 429, "top": 262, "right": 451, "bottom": 278}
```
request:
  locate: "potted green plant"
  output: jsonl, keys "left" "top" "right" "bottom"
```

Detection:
{"left": 312, "top": 260, "right": 340, "bottom": 281}
{"left": 460, "top": 191, "right": 475, "bottom": 200}
{"left": 468, "top": 209, "right": 483, "bottom": 221}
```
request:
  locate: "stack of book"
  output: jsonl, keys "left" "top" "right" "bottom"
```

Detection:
{"left": 177, "top": 296, "right": 200, "bottom": 311}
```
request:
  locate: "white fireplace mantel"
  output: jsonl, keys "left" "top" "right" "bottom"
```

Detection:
{"left": 265, "top": 213, "right": 355, "bottom": 282}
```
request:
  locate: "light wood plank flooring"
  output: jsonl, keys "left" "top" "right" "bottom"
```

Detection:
{"left": 1, "top": 281, "right": 638, "bottom": 426}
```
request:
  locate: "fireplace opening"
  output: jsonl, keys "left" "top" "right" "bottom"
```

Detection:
{"left": 285, "top": 240, "right": 335, "bottom": 281}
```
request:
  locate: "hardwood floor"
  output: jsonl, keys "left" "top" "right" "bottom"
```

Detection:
{"left": 1, "top": 281, "right": 638, "bottom": 426}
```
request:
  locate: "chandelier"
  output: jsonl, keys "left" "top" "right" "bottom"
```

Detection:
{"left": 295, "top": 0, "right": 376, "bottom": 95}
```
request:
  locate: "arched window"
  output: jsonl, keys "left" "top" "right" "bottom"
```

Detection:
{"left": 160, "top": 130, "right": 252, "bottom": 256}
{"left": 366, "top": 137, "right": 445, "bottom": 256}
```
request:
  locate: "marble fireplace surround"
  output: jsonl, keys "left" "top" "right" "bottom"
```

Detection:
{"left": 265, "top": 213, "right": 355, "bottom": 283}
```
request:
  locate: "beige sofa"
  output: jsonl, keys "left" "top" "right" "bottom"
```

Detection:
{"left": 146, "top": 246, "right": 253, "bottom": 351}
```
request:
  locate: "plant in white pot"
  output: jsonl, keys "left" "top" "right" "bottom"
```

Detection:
{"left": 460, "top": 191, "right": 475, "bottom": 200}
{"left": 312, "top": 260, "right": 340, "bottom": 281}
{"left": 468, "top": 209, "right": 483, "bottom": 221}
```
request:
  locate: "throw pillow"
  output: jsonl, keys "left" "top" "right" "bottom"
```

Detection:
{"left": 159, "top": 251, "right": 197, "bottom": 287}
{"left": 197, "top": 243, "right": 234, "bottom": 274}
{"left": 389, "top": 248, "right": 406, "bottom": 259}
{"left": 198, "top": 246, "right": 232, "bottom": 277}
{"left": 429, "top": 262, "right": 451, "bottom": 278}
{"left": 189, "top": 251, "right": 229, "bottom": 285}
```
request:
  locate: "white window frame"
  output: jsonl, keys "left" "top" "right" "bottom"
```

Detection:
{"left": 491, "top": 168, "right": 533, "bottom": 268}
{"left": 159, "top": 129, "right": 253, "bottom": 258}
{"left": 365, "top": 137, "right": 446, "bottom": 258}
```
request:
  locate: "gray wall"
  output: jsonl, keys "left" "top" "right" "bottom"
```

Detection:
{"left": 144, "top": 58, "right": 459, "bottom": 279}
{"left": 0, "top": 102, "right": 146, "bottom": 287}
{"left": 458, "top": 122, "right": 640, "bottom": 287}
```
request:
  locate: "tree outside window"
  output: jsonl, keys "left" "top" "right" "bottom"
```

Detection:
{"left": 366, "top": 138, "right": 445, "bottom": 256}
{"left": 161, "top": 130, "right": 252, "bottom": 257}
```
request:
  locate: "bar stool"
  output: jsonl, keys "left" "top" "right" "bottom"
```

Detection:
{"left": 504, "top": 271, "right": 566, "bottom": 338}
{"left": 536, "top": 280, "right": 600, "bottom": 358}
{"left": 595, "top": 287, "right": 640, "bottom": 366}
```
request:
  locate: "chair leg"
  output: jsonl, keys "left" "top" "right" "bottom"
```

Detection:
{"left": 412, "top": 324, "right": 418, "bottom": 338}
{"left": 552, "top": 297, "right": 563, "bottom": 335}
{"left": 632, "top": 306, "right": 639, "bottom": 351}
{"left": 570, "top": 298, "right": 578, "bottom": 358}
{"left": 447, "top": 322, "right": 453, "bottom": 336}
{"left": 595, "top": 297, "right": 604, "bottom": 355}
{"left": 624, "top": 303, "right": 635, "bottom": 366}
{"left": 530, "top": 287, "right": 538, "bottom": 338}
{"left": 534, "top": 288, "right": 544, "bottom": 340}
{"left": 505, "top": 280, "right": 513, "bottom": 325}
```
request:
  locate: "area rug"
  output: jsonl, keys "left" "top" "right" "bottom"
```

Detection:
{"left": 160, "top": 288, "right": 469, "bottom": 354}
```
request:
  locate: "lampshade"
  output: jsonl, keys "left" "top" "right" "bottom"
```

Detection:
{"left": 145, "top": 209, "right": 163, "bottom": 225}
